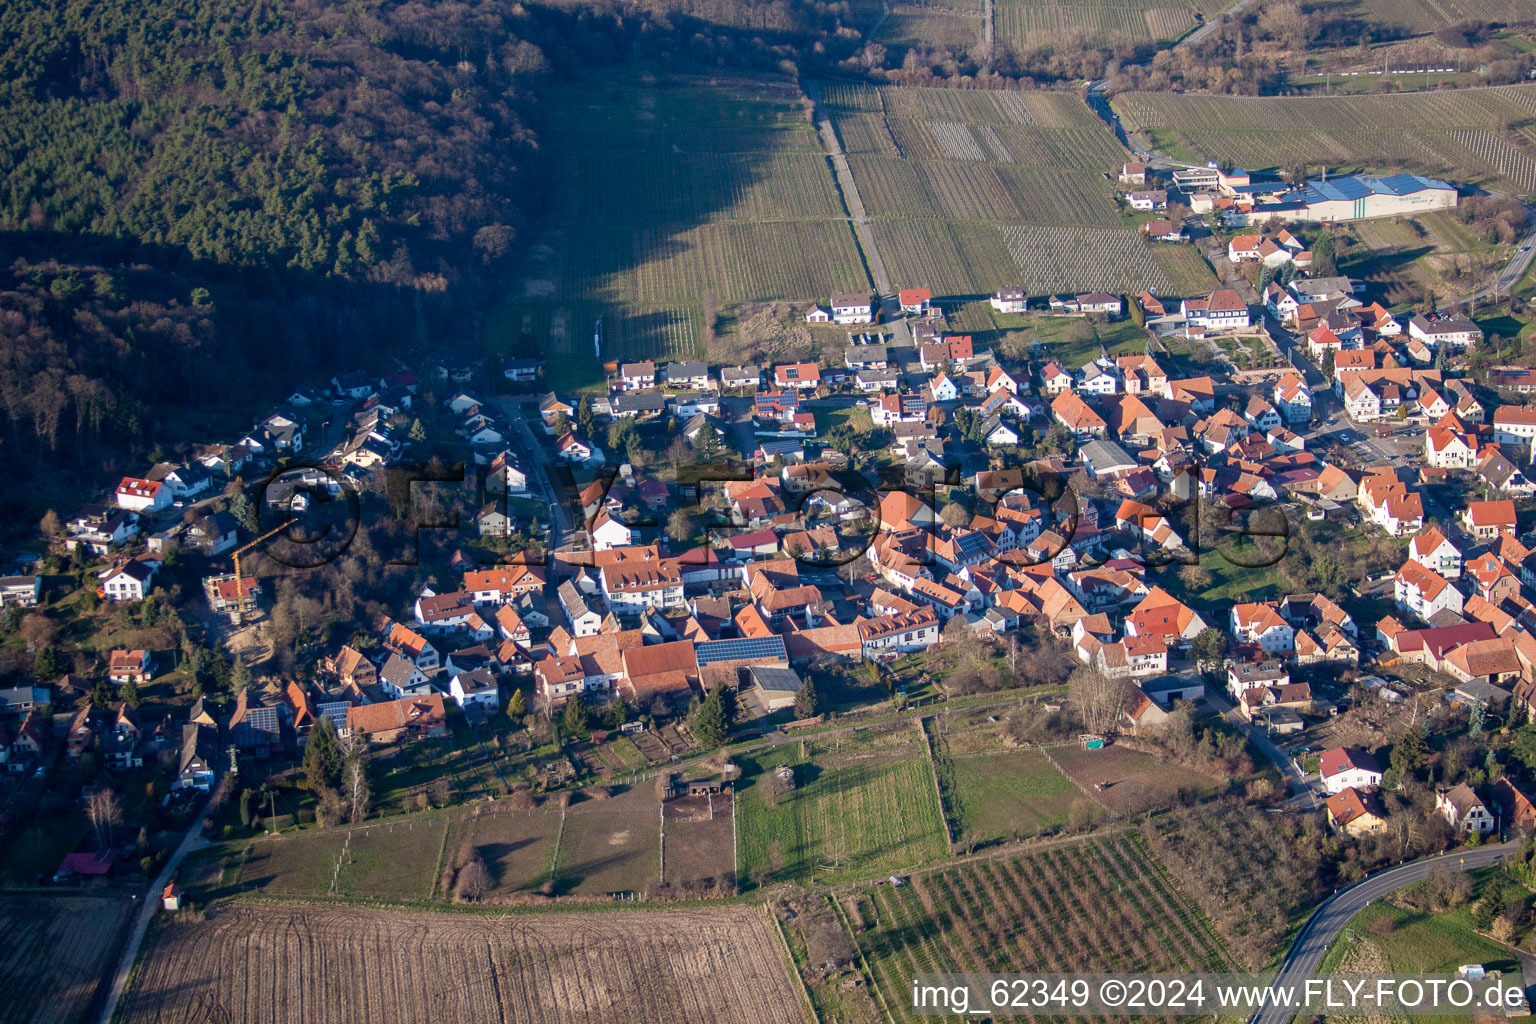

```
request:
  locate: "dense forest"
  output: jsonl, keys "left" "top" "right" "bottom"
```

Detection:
{"left": 0, "top": 0, "right": 874, "bottom": 510}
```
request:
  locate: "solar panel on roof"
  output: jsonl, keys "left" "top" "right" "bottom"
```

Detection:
{"left": 695, "top": 635, "right": 789, "bottom": 665}
{"left": 955, "top": 533, "right": 991, "bottom": 558}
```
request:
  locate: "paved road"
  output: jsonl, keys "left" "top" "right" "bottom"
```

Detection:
{"left": 1253, "top": 841, "right": 1520, "bottom": 1024}
{"left": 1464, "top": 214, "right": 1536, "bottom": 304}
{"left": 1179, "top": 0, "right": 1261, "bottom": 49}
{"left": 96, "top": 796, "right": 214, "bottom": 1024}
{"left": 1205, "top": 689, "right": 1318, "bottom": 810}
{"left": 497, "top": 397, "right": 573, "bottom": 546}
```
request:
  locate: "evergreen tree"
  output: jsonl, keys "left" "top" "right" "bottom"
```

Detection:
{"left": 716, "top": 683, "right": 738, "bottom": 725}
{"left": 1312, "top": 230, "right": 1337, "bottom": 277}
{"left": 794, "top": 676, "right": 819, "bottom": 719}
{"left": 303, "top": 715, "right": 344, "bottom": 789}
{"left": 90, "top": 680, "right": 114, "bottom": 708}
{"left": 34, "top": 644, "right": 60, "bottom": 680}
{"left": 120, "top": 680, "right": 141, "bottom": 708}
{"left": 561, "top": 694, "right": 589, "bottom": 740}
{"left": 231, "top": 657, "right": 253, "bottom": 693}
{"left": 1391, "top": 725, "right": 1430, "bottom": 778}
{"left": 408, "top": 418, "right": 427, "bottom": 442}
{"left": 692, "top": 426, "right": 722, "bottom": 458}
{"left": 228, "top": 490, "right": 257, "bottom": 532}
{"left": 690, "top": 689, "right": 729, "bottom": 747}
{"left": 606, "top": 697, "right": 629, "bottom": 730}
{"left": 506, "top": 688, "right": 526, "bottom": 722}
{"left": 577, "top": 395, "right": 595, "bottom": 437}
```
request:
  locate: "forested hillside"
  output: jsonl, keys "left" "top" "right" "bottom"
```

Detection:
{"left": 0, "top": 0, "right": 548, "bottom": 279}
{"left": 0, "top": 0, "right": 883, "bottom": 510}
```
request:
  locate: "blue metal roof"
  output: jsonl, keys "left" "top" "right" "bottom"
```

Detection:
{"left": 1294, "top": 173, "right": 1454, "bottom": 205}
{"left": 695, "top": 635, "right": 788, "bottom": 665}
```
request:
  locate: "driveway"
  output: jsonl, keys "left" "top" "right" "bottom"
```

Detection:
{"left": 1253, "top": 840, "right": 1520, "bottom": 1024}
{"left": 96, "top": 796, "right": 214, "bottom": 1024}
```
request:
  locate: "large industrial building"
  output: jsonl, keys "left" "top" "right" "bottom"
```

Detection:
{"left": 1286, "top": 174, "right": 1457, "bottom": 222}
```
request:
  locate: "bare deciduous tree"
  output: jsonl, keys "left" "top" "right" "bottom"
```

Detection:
{"left": 88, "top": 788, "right": 122, "bottom": 849}
{"left": 453, "top": 856, "right": 493, "bottom": 902}
{"left": 1068, "top": 667, "right": 1131, "bottom": 735}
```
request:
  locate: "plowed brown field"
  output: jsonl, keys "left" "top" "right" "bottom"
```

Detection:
{"left": 120, "top": 902, "right": 810, "bottom": 1024}
{"left": 0, "top": 892, "right": 131, "bottom": 1024}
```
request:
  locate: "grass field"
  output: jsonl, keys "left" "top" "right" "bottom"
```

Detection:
{"left": 122, "top": 903, "right": 811, "bottom": 1024}
{"left": 0, "top": 893, "right": 132, "bottom": 1024}
{"left": 555, "top": 784, "right": 661, "bottom": 896}
{"left": 735, "top": 724, "right": 949, "bottom": 886}
{"left": 1345, "top": 209, "right": 1511, "bottom": 309}
{"left": 822, "top": 83, "right": 1180, "bottom": 298}
{"left": 1050, "top": 744, "right": 1224, "bottom": 814}
{"left": 838, "top": 834, "right": 1231, "bottom": 1023}
{"left": 442, "top": 806, "right": 562, "bottom": 895}
{"left": 944, "top": 749, "right": 1091, "bottom": 842}
{"left": 1329, "top": 894, "right": 1518, "bottom": 975}
{"left": 1113, "top": 85, "right": 1536, "bottom": 194}
{"left": 491, "top": 76, "right": 868, "bottom": 388}
{"left": 233, "top": 818, "right": 450, "bottom": 899}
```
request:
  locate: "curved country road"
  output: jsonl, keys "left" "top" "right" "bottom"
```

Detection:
{"left": 1252, "top": 840, "right": 1520, "bottom": 1024}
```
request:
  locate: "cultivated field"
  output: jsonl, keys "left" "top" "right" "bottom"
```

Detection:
{"left": 120, "top": 903, "right": 811, "bottom": 1024}
{"left": 492, "top": 76, "right": 868, "bottom": 385}
{"left": 1050, "top": 743, "right": 1223, "bottom": 815}
{"left": 838, "top": 834, "right": 1231, "bottom": 1023}
{"left": 822, "top": 83, "right": 1179, "bottom": 297}
{"left": 993, "top": 1, "right": 1197, "bottom": 52}
{"left": 0, "top": 893, "right": 131, "bottom": 1024}
{"left": 555, "top": 783, "right": 661, "bottom": 896}
{"left": 735, "top": 722, "right": 949, "bottom": 885}
{"left": 1113, "top": 85, "right": 1536, "bottom": 194}
{"left": 1344, "top": 0, "right": 1536, "bottom": 34}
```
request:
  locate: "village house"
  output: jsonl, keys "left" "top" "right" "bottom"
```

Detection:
{"left": 830, "top": 292, "right": 873, "bottom": 325}
{"left": 1436, "top": 783, "right": 1495, "bottom": 834}
{"left": 1463, "top": 499, "right": 1517, "bottom": 541}
{"left": 1409, "top": 313, "right": 1482, "bottom": 350}
{"left": 990, "top": 287, "right": 1028, "bottom": 314}
{"left": 1393, "top": 560, "right": 1464, "bottom": 620}
{"left": 1182, "top": 289, "right": 1249, "bottom": 334}
{"left": 348, "top": 694, "right": 448, "bottom": 745}
{"left": 1326, "top": 787, "right": 1387, "bottom": 837}
{"left": 1320, "top": 747, "right": 1383, "bottom": 794}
